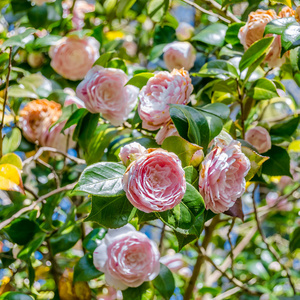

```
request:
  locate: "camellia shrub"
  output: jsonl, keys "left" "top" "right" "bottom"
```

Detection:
{"left": 0, "top": 0, "right": 300, "bottom": 299}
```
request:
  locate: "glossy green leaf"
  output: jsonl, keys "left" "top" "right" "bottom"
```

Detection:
{"left": 123, "top": 282, "right": 151, "bottom": 300}
{"left": 27, "top": 4, "right": 48, "bottom": 28}
{"left": 157, "top": 183, "right": 205, "bottom": 236}
{"left": 0, "top": 153, "right": 22, "bottom": 170}
{"left": 17, "top": 233, "right": 47, "bottom": 260}
{"left": 3, "top": 128, "right": 22, "bottom": 155}
{"left": 82, "top": 228, "right": 107, "bottom": 252}
{"left": 8, "top": 85, "right": 38, "bottom": 99}
{"left": 262, "top": 146, "right": 292, "bottom": 177}
{"left": 239, "top": 37, "right": 274, "bottom": 72}
{"left": 247, "top": 78, "right": 279, "bottom": 100}
{"left": 116, "top": 0, "right": 136, "bottom": 18}
{"left": 49, "top": 224, "right": 82, "bottom": 256}
{"left": 126, "top": 73, "right": 154, "bottom": 89}
{"left": 289, "top": 227, "right": 300, "bottom": 252}
{"left": 148, "top": 0, "right": 169, "bottom": 22}
{"left": 153, "top": 264, "right": 175, "bottom": 299}
{"left": 170, "top": 104, "right": 209, "bottom": 149}
{"left": 34, "top": 35, "right": 62, "bottom": 47}
{"left": 5, "top": 218, "right": 37, "bottom": 245}
{"left": 74, "top": 253, "right": 103, "bottom": 282}
{"left": 241, "top": 146, "right": 269, "bottom": 181}
{"left": 184, "top": 166, "right": 199, "bottom": 190}
{"left": 0, "top": 292, "right": 34, "bottom": 300}
{"left": 94, "top": 51, "right": 115, "bottom": 67}
{"left": 86, "top": 195, "right": 136, "bottom": 228}
{"left": 107, "top": 58, "right": 128, "bottom": 73}
{"left": 162, "top": 136, "right": 202, "bottom": 168}
{"left": 62, "top": 108, "right": 88, "bottom": 131}
{"left": 264, "top": 17, "right": 296, "bottom": 36}
{"left": 74, "top": 162, "right": 126, "bottom": 196}
{"left": 1, "top": 28, "right": 36, "bottom": 49}
{"left": 196, "top": 60, "right": 238, "bottom": 79}
{"left": 270, "top": 116, "right": 299, "bottom": 137}
{"left": 192, "top": 23, "right": 227, "bottom": 47}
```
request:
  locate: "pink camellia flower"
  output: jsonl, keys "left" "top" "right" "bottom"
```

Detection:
{"left": 19, "top": 99, "right": 75, "bottom": 151}
{"left": 49, "top": 35, "right": 99, "bottom": 81}
{"left": 138, "top": 69, "right": 193, "bottom": 131}
{"left": 76, "top": 66, "right": 138, "bottom": 125}
{"left": 245, "top": 126, "right": 272, "bottom": 153}
{"left": 199, "top": 139, "right": 251, "bottom": 214}
{"left": 238, "top": 9, "right": 287, "bottom": 67}
{"left": 93, "top": 224, "right": 160, "bottom": 290}
{"left": 155, "top": 122, "right": 179, "bottom": 145}
{"left": 176, "top": 22, "right": 194, "bottom": 41}
{"left": 119, "top": 142, "right": 146, "bottom": 166}
{"left": 123, "top": 149, "right": 186, "bottom": 213}
{"left": 163, "top": 41, "right": 196, "bottom": 71}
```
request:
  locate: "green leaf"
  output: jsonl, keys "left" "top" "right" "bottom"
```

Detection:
{"left": 8, "top": 85, "right": 38, "bottom": 99}
{"left": 50, "top": 104, "right": 77, "bottom": 129}
{"left": 157, "top": 183, "right": 205, "bottom": 236}
{"left": 270, "top": 116, "right": 299, "bottom": 137}
{"left": 5, "top": 218, "right": 37, "bottom": 245}
{"left": 107, "top": 58, "right": 128, "bottom": 73}
{"left": 153, "top": 264, "right": 175, "bottom": 299}
{"left": 82, "top": 228, "right": 107, "bottom": 252}
{"left": 247, "top": 78, "right": 279, "bottom": 100}
{"left": 262, "top": 146, "right": 292, "bottom": 177}
{"left": 1, "top": 28, "right": 36, "bottom": 49}
{"left": 243, "top": 53, "right": 266, "bottom": 84}
{"left": 85, "top": 125, "right": 119, "bottom": 165}
{"left": 74, "top": 162, "right": 126, "bottom": 197}
{"left": 147, "top": 0, "right": 169, "bottom": 22}
{"left": 198, "top": 103, "right": 230, "bottom": 122}
{"left": 264, "top": 17, "right": 296, "bottom": 36}
{"left": 136, "top": 210, "right": 157, "bottom": 224}
{"left": 86, "top": 195, "right": 136, "bottom": 228}
{"left": 74, "top": 253, "right": 103, "bottom": 282}
{"left": 241, "top": 146, "right": 269, "bottom": 181}
{"left": 122, "top": 282, "right": 151, "bottom": 300}
{"left": 169, "top": 104, "right": 210, "bottom": 150}
{"left": 18, "top": 233, "right": 47, "bottom": 260}
{"left": 0, "top": 292, "right": 33, "bottom": 300}
{"left": 175, "top": 232, "right": 198, "bottom": 251}
{"left": 126, "top": 73, "right": 154, "bottom": 89}
{"left": 34, "top": 35, "right": 62, "bottom": 48}
{"left": 49, "top": 224, "right": 82, "bottom": 256}
{"left": 196, "top": 60, "right": 238, "bottom": 79}
{"left": 184, "top": 166, "right": 199, "bottom": 190}
{"left": 93, "top": 51, "right": 115, "bottom": 67}
{"left": 239, "top": 37, "right": 274, "bottom": 72}
{"left": 27, "top": 4, "right": 48, "bottom": 28}
{"left": 192, "top": 23, "right": 227, "bottom": 47}
{"left": 3, "top": 128, "right": 22, "bottom": 155}
{"left": 0, "top": 153, "right": 23, "bottom": 170}
{"left": 62, "top": 108, "right": 88, "bottom": 131}
{"left": 116, "top": 0, "right": 136, "bottom": 18}
{"left": 289, "top": 227, "right": 300, "bottom": 252}
{"left": 246, "top": 261, "right": 270, "bottom": 280}
{"left": 161, "top": 136, "right": 202, "bottom": 168}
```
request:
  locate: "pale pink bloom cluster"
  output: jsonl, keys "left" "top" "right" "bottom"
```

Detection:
{"left": 199, "top": 137, "right": 251, "bottom": 213}
{"left": 93, "top": 224, "right": 160, "bottom": 290}
{"left": 163, "top": 41, "right": 196, "bottom": 71}
{"left": 138, "top": 68, "right": 192, "bottom": 144}
{"left": 123, "top": 148, "right": 186, "bottom": 213}
{"left": 63, "top": 0, "right": 95, "bottom": 30}
{"left": 245, "top": 126, "right": 272, "bottom": 153}
{"left": 19, "top": 99, "right": 74, "bottom": 151}
{"left": 76, "top": 66, "right": 138, "bottom": 125}
{"left": 50, "top": 36, "right": 99, "bottom": 81}
{"left": 238, "top": 8, "right": 293, "bottom": 67}
{"left": 176, "top": 22, "right": 194, "bottom": 41}
{"left": 119, "top": 142, "right": 146, "bottom": 166}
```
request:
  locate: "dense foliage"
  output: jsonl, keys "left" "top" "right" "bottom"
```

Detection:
{"left": 0, "top": 0, "right": 299, "bottom": 299}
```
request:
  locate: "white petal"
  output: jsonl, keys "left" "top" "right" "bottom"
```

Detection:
{"left": 105, "top": 272, "right": 128, "bottom": 290}
{"left": 93, "top": 243, "right": 108, "bottom": 272}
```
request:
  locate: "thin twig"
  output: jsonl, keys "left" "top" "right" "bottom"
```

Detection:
{"left": 37, "top": 158, "right": 60, "bottom": 189}
{"left": 0, "top": 47, "right": 12, "bottom": 158}
{"left": 227, "top": 218, "right": 235, "bottom": 276}
{"left": 70, "top": 0, "right": 77, "bottom": 14}
{"left": 46, "top": 239, "right": 61, "bottom": 286}
{"left": 201, "top": 248, "right": 260, "bottom": 296}
{"left": 181, "top": 0, "right": 232, "bottom": 23}
{"left": 159, "top": 224, "right": 165, "bottom": 254}
{"left": 23, "top": 185, "right": 39, "bottom": 200}
{"left": 184, "top": 215, "right": 220, "bottom": 300}
{"left": 0, "top": 183, "right": 76, "bottom": 231}
{"left": 252, "top": 185, "right": 296, "bottom": 294}
{"left": 23, "top": 146, "right": 85, "bottom": 166}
